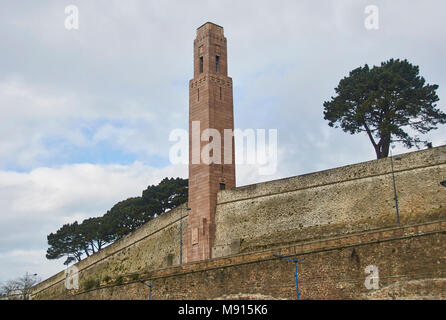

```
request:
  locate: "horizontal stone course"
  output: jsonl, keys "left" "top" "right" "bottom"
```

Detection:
{"left": 37, "top": 219, "right": 446, "bottom": 300}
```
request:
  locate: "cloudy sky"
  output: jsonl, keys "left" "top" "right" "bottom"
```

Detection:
{"left": 0, "top": 0, "right": 445, "bottom": 283}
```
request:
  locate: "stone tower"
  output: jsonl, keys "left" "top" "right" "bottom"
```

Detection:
{"left": 184, "top": 22, "right": 236, "bottom": 263}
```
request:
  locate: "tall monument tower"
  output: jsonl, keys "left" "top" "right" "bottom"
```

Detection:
{"left": 184, "top": 22, "right": 236, "bottom": 263}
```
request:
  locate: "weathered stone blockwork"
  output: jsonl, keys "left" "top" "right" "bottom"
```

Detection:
{"left": 35, "top": 220, "right": 446, "bottom": 300}
{"left": 213, "top": 146, "right": 446, "bottom": 257}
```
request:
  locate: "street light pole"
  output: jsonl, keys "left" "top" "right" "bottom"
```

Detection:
{"left": 140, "top": 280, "right": 152, "bottom": 300}
{"left": 273, "top": 253, "right": 304, "bottom": 300}
{"left": 180, "top": 210, "right": 183, "bottom": 265}
{"left": 180, "top": 208, "right": 191, "bottom": 265}
{"left": 390, "top": 148, "right": 401, "bottom": 227}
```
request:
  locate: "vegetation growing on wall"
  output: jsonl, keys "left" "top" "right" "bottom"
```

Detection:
{"left": 46, "top": 177, "right": 188, "bottom": 266}
{"left": 82, "top": 279, "right": 100, "bottom": 291}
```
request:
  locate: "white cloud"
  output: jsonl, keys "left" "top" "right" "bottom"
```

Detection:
{"left": 0, "top": 162, "right": 187, "bottom": 281}
{"left": 0, "top": 249, "right": 61, "bottom": 284}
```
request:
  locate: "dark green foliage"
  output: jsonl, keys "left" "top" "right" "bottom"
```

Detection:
{"left": 103, "top": 196, "right": 153, "bottom": 240}
{"left": 80, "top": 216, "right": 115, "bottom": 254}
{"left": 83, "top": 279, "right": 100, "bottom": 291}
{"left": 115, "top": 276, "right": 123, "bottom": 285}
{"left": 103, "top": 275, "right": 111, "bottom": 283}
{"left": 46, "top": 177, "right": 188, "bottom": 265}
{"left": 130, "top": 273, "right": 140, "bottom": 281}
{"left": 142, "top": 177, "right": 188, "bottom": 214}
{"left": 46, "top": 222, "right": 87, "bottom": 265}
{"left": 104, "top": 178, "right": 188, "bottom": 239}
{"left": 46, "top": 220, "right": 110, "bottom": 265}
{"left": 104, "top": 177, "right": 188, "bottom": 239}
{"left": 324, "top": 59, "right": 446, "bottom": 159}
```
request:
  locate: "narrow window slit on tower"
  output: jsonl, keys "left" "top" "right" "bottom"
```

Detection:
{"left": 220, "top": 183, "right": 226, "bottom": 190}
{"left": 219, "top": 87, "right": 222, "bottom": 100}
{"left": 198, "top": 88, "right": 199, "bottom": 101}
{"left": 216, "top": 55, "right": 220, "bottom": 72}
{"left": 200, "top": 57, "right": 204, "bottom": 73}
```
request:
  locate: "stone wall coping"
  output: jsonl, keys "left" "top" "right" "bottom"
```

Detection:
{"left": 217, "top": 145, "right": 446, "bottom": 205}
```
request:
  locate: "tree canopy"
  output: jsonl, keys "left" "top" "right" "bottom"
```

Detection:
{"left": 46, "top": 177, "right": 188, "bottom": 265}
{"left": 323, "top": 59, "right": 446, "bottom": 159}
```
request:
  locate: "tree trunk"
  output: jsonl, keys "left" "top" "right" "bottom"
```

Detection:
{"left": 376, "top": 134, "right": 391, "bottom": 159}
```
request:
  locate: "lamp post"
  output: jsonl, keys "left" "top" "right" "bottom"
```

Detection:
{"left": 24, "top": 272, "right": 38, "bottom": 300}
{"left": 273, "top": 253, "right": 304, "bottom": 300}
{"left": 180, "top": 208, "right": 191, "bottom": 265}
{"left": 140, "top": 280, "right": 152, "bottom": 300}
{"left": 390, "top": 148, "right": 402, "bottom": 227}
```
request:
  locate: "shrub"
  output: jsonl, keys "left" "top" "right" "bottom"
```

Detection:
{"left": 130, "top": 274, "right": 140, "bottom": 281}
{"left": 83, "top": 279, "right": 100, "bottom": 291}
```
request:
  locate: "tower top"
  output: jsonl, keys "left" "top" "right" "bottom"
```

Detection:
{"left": 193, "top": 22, "right": 228, "bottom": 77}
{"left": 196, "top": 22, "right": 223, "bottom": 30}
{"left": 195, "top": 22, "right": 225, "bottom": 39}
